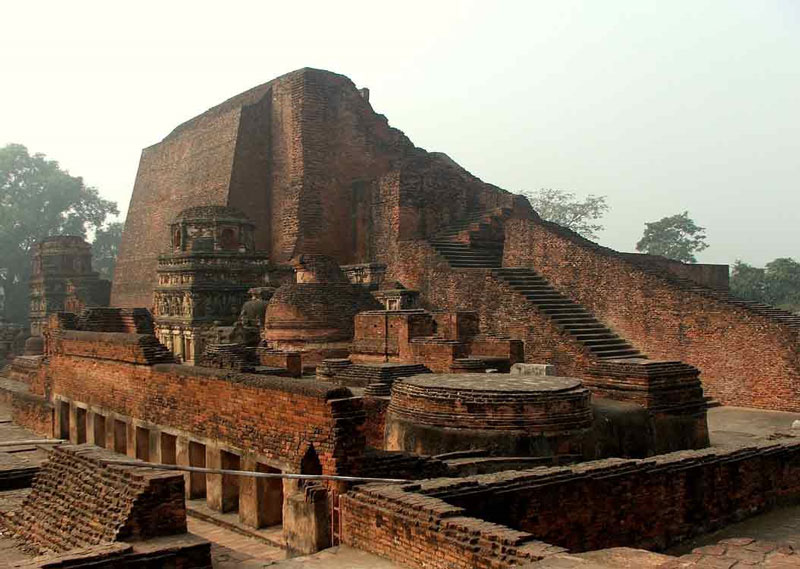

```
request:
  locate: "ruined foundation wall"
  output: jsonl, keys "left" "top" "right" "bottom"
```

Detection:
{"left": 341, "top": 483, "right": 563, "bottom": 569}
{"left": 342, "top": 439, "right": 800, "bottom": 568}
{"left": 503, "top": 218, "right": 800, "bottom": 411}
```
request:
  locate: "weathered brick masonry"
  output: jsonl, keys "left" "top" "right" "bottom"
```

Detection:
{"left": 3, "top": 445, "right": 187, "bottom": 555}
{"left": 35, "top": 331, "right": 366, "bottom": 475}
{"left": 341, "top": 438, "right": 800, "bottom": 568}
{"left": 504, "top": 218, "right": 800, "bottom": 411}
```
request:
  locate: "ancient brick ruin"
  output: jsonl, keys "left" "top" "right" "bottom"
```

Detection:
{"left": 0, "top": 67, "right": 798, "bottom": 568}
{"left": 29, "top": 236, "right": 110, "bottom": 338}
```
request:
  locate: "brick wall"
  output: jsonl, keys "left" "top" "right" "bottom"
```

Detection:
{"left": 342, "top": 438, "right": 800, "bottom": 567}
{"left": 39, "top": 347, "right": 365, "bottom": 475}
{"left": 503, "top": 218, "right": 800, "bottom": 411}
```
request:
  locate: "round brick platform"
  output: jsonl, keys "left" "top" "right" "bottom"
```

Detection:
{"left": 385, "top": 373, "right": 593, "bottom": 457}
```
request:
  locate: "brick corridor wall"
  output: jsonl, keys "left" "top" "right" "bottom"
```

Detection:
{"left": 42, "top": 354, "right": 365, "bottom": 475}
{"left": 342, "top": 439, "right": 800, "bottom": 567}
{"left": 503, "top": 218, "right": 800, "bottom": 411}
{"left": 4, "top": 445, "right": 186, "bottom": 555}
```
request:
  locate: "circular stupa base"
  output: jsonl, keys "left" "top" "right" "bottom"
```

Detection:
{"left": 385, "top": 373, "right": 593, "bottom": 458}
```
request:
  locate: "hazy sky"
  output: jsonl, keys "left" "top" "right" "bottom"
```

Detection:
{"left": 2, "top": 1, "right": 797, "bottom": 266}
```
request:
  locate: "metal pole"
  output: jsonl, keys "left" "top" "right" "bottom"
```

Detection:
{"left": 102, "top": 459, "right": 407, "bottom": 484}
{"left": 0, "top": 439, "right": 65, "bottom": 448}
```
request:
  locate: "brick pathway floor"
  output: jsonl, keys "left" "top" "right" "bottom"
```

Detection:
{"left": 187, "top": 516, "right": 287, "bottom": 568}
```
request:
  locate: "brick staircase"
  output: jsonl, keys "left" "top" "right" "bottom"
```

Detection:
{"left": 492, "top": 268, "right": 645, "bottom": 360}
{"left": 429, "top": 210, "right": 503, "bottom": 269}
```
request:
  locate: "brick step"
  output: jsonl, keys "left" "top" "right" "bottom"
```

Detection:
{"left": 573, "top": 332, "right": 618, "bottom": 341}
{"left": 437, "top": 253, "right": 502, "bottom": 261}
{"left": 503, "top": 278, "right": 548, "bottom": 284}
{"left": 582, "top": 338, "right": 629, "bottom": 347}
{"left": 528, "top": 298, "right": 573, "bottom": 305}
{"left": 588, "top": 342, "right": 634, "bottom": 353}
{"left": 525, "top": 299, "right": 576, "bottom": 307}
{"left": 519, "top": 292, "right": 564, "bottom": 299}
{"left": 552, "top": 317, "right": 600, "bottom": 325}
{"left": 596, "top": 350, "right": 642, "bottom": 359}
{"left": 565, "top": 326, "right": 612, "bottom": 334}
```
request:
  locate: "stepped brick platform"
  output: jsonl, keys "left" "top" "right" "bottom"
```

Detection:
{"left": 449, "top": 357, "right": 488, "bottom": 373}
{"left": 587, "top": 358, "right": 706, "bottom": 413}
{"left": 334, "top": 362, "right": 432, "bottom": 396}
{"left": 386, "top": 373, "right": 593, "bottom": 457}
{"left": 316, "top": 358, "right": 355, "bottom": 382}
{"left": 75, "top": 308, "right": 155, "bottom": 335}
{"left": 493, "top": 268, "right": 644, "bottom": 360}
{"left": 2, "top": 445, "right": 192, "bottom": 556}
{"left": 56, "top": 331, "right": 175, "bottom": 365}
{"left": 3, "top": 356, "right": 44, "bottom": 386}
{"left": 200, "top": 342, "right": 257, "bottom": 371}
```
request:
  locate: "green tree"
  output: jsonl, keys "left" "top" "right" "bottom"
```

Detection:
{"left": 730, "top": 261, "right": 769, "bottom": 303}
{"left": 92, "top": 222, "right": 123, "bottom": 280}
{"left": 729, "top": 258, "right": 800, "bottom": 312}
{"left": 0, "top": 144, "right": 118, "bottom": 324}
{"left": 764, "top": 258, "right": 800, "bottom": 311}
{"left": 635, "top": 211, "right": 708, "bottom": 263}
{"left": 521, "top": 188, "right": 609, "bottom": 240}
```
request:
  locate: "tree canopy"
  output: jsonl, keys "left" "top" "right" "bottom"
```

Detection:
{"left": 731, "top": 258, "right": 800, "bottom": 313}
{"left": 635, "top": 211, "right": 708, "bottom": 263}
{"left": 521, "top": 188, "right": 609, "bottom": 240}
{"left": 0, "top": 144, "right": 118, "bottom": 323}
{"left": 92, "top": 222, "right": 123, "bottom": 280}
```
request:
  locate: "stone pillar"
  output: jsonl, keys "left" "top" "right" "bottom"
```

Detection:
{"left": 68, "top": 404, "right": 79, "bottom": 443}
{"left": 205, "top": 447, "right": 223, "bottom": 511}
{"left": 149, "top": 429, "right": 162, "bottom": 463}
{"left": 207, "top": 447, "right": 240, "bottom": 512}
{"left": 239, "top": 456, "right": 283, "bottom": 528}
{"left": 126, "top": 422, "right": 136, "bottom": 457}
{"left": 177, "top": 437, "right": 206, "bottom": 499}
{"left": 87, "top": 412, "right": 100, "bottom": 446}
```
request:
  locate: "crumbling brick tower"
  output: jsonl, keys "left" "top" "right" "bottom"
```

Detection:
{"left": 113, "top": 68, "right": 800, "bottom": 412}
